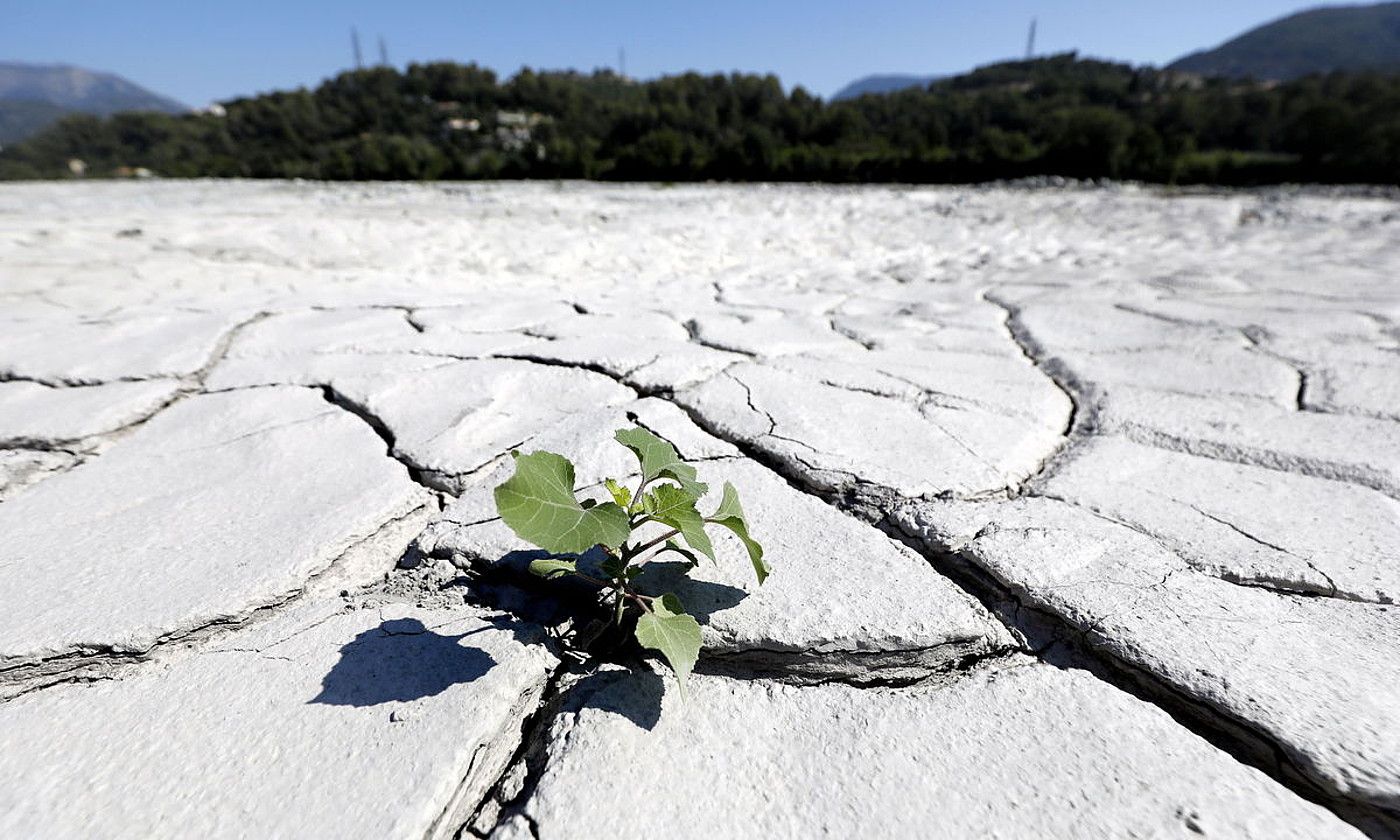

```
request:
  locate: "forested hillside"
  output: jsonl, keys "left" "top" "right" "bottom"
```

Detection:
{"left": 4, "top": 54, "right": 1399, "bottom": 184}
{"left": 0, "top": 100, "right": 72, "bottom": 146}
{"left": 1169, "top": 2, "right": 1400, "bottom": 80}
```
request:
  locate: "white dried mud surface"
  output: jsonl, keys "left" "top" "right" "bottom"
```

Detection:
{"left": 0, "top": 181, "right": 1396, "bottom": 838}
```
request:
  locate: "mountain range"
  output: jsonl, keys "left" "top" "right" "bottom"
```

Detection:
{"left": 1168, "top": 1, "right": 1400, "bottom": 79}
{"left": 0, "top": 62, "right": 185, "bottom": 145}
{"left": 835, "top": 1, "right": 1400, "bottom": 98}
{"left": 833, "top": 74, "right": 944, "bottom": 100}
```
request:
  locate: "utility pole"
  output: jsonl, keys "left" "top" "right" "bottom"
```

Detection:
{"left": 351, "top": 27, "right": 364, "bottom": 69}
{"left": 1025, "top": 18, "right": 1037, "bottom": 60}
{"left": 379, "top": 36, "right": 389, "bottom": 67}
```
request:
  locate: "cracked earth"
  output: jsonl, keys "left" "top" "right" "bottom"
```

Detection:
{"left": 1, "top": 180, "right": 1397, "bottom": 839}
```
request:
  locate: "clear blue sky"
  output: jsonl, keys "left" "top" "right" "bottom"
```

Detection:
{"left": 3, "top": 0, "right": 1357, "bottom": 106}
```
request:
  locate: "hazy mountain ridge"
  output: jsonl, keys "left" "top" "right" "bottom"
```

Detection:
{"left": 832, "top": 74, "right": 942, "bottom": 100}
{"left": 0, "top": 62, "right": 187, "bottom": 114}
{"left": 1167, "top": 2, "right": 1400, "bottom": 80}
{"left": 0, "top": 62, "right": 186, "bottom": 145}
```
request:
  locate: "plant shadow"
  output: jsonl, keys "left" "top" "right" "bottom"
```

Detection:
{"left": 310, "top": 617, "right": 497, "bottom": 707}
{"left": 564, "top": 666, "right": 668, "bottom": 732}
{"left": 632, "top": 560, "right": 749, "bottom": 624}
{"left": 336, "top": 546, "right": 751, "bottom": 727}
{"left": 477, "top": 551, "right": 749, "bottom": 627}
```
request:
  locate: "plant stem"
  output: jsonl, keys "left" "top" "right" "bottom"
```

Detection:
{"left": 625, "top": 590, "right": 655, "bottom": 613}
{"left": 613, "top": 586, "right": 627, "bottom": 626}
{"left": 631, "top": 476, "right": 653, "bottom": 513}
{"left": 629, "top": 528, "right": 681, "bottom": 558}
{"left": 571, "top": 571, "right": 612, "bottom": 588}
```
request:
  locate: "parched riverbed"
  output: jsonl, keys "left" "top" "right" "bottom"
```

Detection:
{"left": 1, "top": 181, "right": 1397, "bottom": 838}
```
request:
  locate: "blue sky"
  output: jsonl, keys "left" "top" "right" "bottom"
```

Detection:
{"left": 3, "top": 0, "right": 1357, "bottom": 106}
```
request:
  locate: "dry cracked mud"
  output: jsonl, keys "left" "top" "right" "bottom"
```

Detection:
{"left": 1, "top": 181, "right": 1397, "bottom": 839}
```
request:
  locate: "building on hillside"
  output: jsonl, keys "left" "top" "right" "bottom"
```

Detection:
{"left": 494, "top": 111, "right": 549, "bottom": 152}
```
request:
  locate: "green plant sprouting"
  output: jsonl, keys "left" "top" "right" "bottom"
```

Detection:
{"left": 493, "top": 426, "right": 769, "bottom": 690}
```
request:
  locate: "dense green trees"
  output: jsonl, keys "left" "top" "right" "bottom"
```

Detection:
{"left": 3, "top": 54, "right": 1398, "bottom": 184}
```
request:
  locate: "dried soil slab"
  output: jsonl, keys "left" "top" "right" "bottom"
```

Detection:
{"left": 425, "top": 429, "right": 1013, "bottom": 681}
{"left": 0, "top": 387, "right": 431, "bottom": 690}
{"left": 208, "top": 349, "right": 457, "bottom": 393}
{"left": 1300, "top": 348, "right": 1400, "bottom": 420}
{"left": 686, "top": 309, "right": 867, "bottom": 357}
{"left": 894, "top": 497, "right": 1400, "bottom": 820}
{"left": 1000, "top": 293, "right": 1305, "bottom": 404}
{"left": 1250, "top": 330, "right": 1400, "bottom": 421}
{"left": 676, "top": 360, "right": 1068, "bottom": 498}
{"left": 771, "top": 347, "right": 1067, "bottom": 423}
{"left": 0, "top": 379, "right": 181, "bottom": 448}
{"left": 0, "top": 310, "right": 245, "bottom": 383}
{"left": 333, "top": 359, "right": 636, "bottom": 494}
{"left": 1040, "top": 435, "right": 1400, "bottom": 603}
{"left": 202, "top": 308, "right": 538, "bottom": 391}
{"left": 491, "top": 306, "right": 742, "bottom": 393}
{"left": 828, "top": 294, "right": 1019, "bottom": 356}
{"left": 1009, "top": 298, "right": 1219, "bottom": 352}
{"left": 411, "top": 298, "right": 584, "bottom": 335}
{"left": 0, "top": 602, "right": 558, "bottom": 840}
{"left": 1123, "top": 297, "right": 1385, "bottom": 345}
{"left": 1097, "top": 386, "right": 1400, "bottom": 497}
{"left": 643, "top": 458, "right": 1014, "bottom": 677}
{"left": 1066, "top": 339, "right": 1300, "bottom": 404}
{"left": 0, "top": 449, "right": 77, "bottom": 501}
{"left": 497, "top": 662, "right": 1357, "bottom": 839}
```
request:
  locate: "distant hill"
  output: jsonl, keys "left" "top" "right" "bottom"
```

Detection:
{"left": 0, "top": 100, "right": 72, "bottom": 146}
{"left": 1168, "top": 2, "right": 1400, "bottom": 80}
{"left": 832, "top": 74, "right": 942, "bottom": 100}
{"left": 0, "top": 62, "right": 187, "bottom": 113}
{"left": 0, "top": 62, "right": 186, "bottom": 145}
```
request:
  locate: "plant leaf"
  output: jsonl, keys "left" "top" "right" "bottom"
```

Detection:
{"left": 641, "top": 482, "right": 697, "bottom": 515}
{"left": 634, "top": 592, "right": 702, "bottom": 693}
{"left": 599, "top": 555, "right": 626, "bottom": 579}
{"left": 644, "top": 484, "right": 716, "bottom": 563}
{"left": 604, "top": 477, "right": 632, "bottom": 509}
{"left": 657, "top": 538, "right": 702, "bottom": 567}
{"left": 614, "top": 427, "right": 707, "bottom": 497}
{"left": 494, "top": 450, "right": 630, "bottom": 554}
{"left": 528, "top": 558, "right": 577, "bottom": 579}
{"left": 708, "top": 481, "right": 769, "bottom": 584}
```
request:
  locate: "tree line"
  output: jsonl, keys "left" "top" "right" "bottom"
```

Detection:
{"left": 2, "top": 54, "right": 1398, "bottom": 184}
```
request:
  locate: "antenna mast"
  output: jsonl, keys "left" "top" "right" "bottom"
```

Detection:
{"left": 618, "top": 46, "right": 626, "bottom": 78}
{"left": 351, "top": 27, "right": 364, "bottom": 69}
{"left": 1025, "top": 18, "right": 1037, "bottom": 60}
{"left": 379, "top": 36, "right": 389, "bottom": 67}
